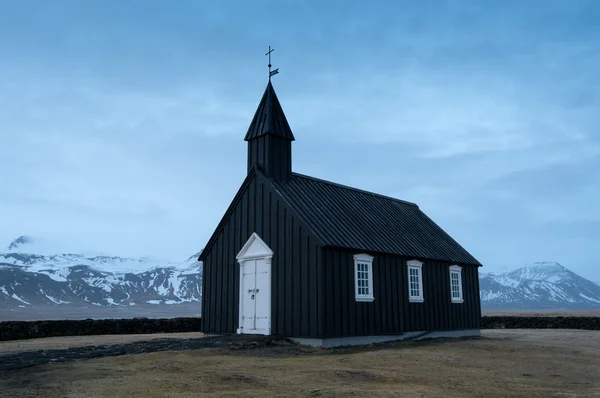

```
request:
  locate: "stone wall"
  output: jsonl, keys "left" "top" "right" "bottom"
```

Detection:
{"left": 0, "top": 317, "right": 201, "bottom": 342}
{"left": 481, "top": 316, "right": 600, "bottom": 330}
{"left": 1, "top": 316, "right": 599, "bottom": 342}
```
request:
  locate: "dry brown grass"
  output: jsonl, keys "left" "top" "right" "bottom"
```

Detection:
{"left": 1, "top": 329, "right": 599, "bottom": 397}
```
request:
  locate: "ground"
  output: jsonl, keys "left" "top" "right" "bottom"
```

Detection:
{"left": 0, "top": 332, "right": 204, "bottom": 355}
{"left": 0, "top": 302, "right": 201, "bottom": 321}
{"left": 1, "top": 330, "right": 599, "bottom": 397}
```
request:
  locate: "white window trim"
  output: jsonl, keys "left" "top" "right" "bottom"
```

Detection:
{"left": 354, "top": 253, "right": 374, "bottom": 302}
{"left": 407, "top": 260, "right": 424, "bottom": 303}
{"left": 449, "top": 265, "right": 464, "bottom": 303}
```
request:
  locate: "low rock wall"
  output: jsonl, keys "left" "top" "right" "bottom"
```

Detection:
{"left": 1, "top": 316, "right": 599, "bottom": 342}
{"left": 0, "top": 317, "right": 201, "bottom": 342}
{"left": 481, "top": 316, "right": 600, "bottom": 330}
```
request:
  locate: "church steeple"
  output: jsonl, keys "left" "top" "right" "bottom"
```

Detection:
{"left": 245, "top": 80, "right": 295, "bottom": 181}
{"left": 245, "top": 81, "right": 295, "bottom": 141}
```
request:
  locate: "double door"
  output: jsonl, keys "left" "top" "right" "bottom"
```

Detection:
{"left": 240, "top": 257, "right": 270, "bottom": 334}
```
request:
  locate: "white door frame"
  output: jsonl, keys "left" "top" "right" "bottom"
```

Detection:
{"left": 236, "top": 233, "right": 273, "bottom": 336}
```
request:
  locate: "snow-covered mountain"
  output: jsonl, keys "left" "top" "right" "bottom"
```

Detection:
{"left": 0, "top": 236, "right": 202, "bottom": 310}
{"left": 3, "top": 236, "right": 599, "bottom": 315}
{"left": 480, "top": 262, "right": 600, "bottom": 310}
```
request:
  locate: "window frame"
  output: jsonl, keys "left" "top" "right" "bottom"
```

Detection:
{"left": 353, "top": 253, "right": 374, "bottom": 302}
{"left": 449, "top": 265, "right": 464, "bottom": 303}
{"left": 407, "top": 260, "right": 424, "bottom": 303}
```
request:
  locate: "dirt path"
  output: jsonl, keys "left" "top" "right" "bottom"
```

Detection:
{"left": 0, "top": 332, "right": 204, "bottom": 355}
{"left": 0, "top": 334, "right": 277, "bottom": 371}
{"left": 1, "top": 330, "right": 599, "bottom": 397}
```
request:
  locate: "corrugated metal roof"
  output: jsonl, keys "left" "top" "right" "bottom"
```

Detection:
{"left": 270, "top": 172, "right": 481, "bottom": 266}
{"left": 244, "top": 81, "right": 295, "bottom": 141}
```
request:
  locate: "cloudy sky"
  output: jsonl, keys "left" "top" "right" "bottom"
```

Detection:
{"left": 1, "top": 1, "right": 599, "bottom": 281}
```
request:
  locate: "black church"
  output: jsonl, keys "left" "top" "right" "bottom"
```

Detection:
{"left": 198, "top": 72, "right": 482, "bottom": 347}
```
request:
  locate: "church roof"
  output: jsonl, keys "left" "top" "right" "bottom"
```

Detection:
{"left": 244, "top": 81, "right": 295, "bottom": 141}
{"left": 270, "top": 172, "right": 481, "bottom": 266}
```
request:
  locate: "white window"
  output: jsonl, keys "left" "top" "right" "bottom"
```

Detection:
{"left": 407, "top": 260, "right": 424, "bottom": 303}
{"left": 354, "top": 253, "right": 374, "bottom": 302}
{"left": 449, "top": 265, "right": 464, "bottom": 303}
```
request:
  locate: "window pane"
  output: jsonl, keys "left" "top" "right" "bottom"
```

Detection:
{"left": 356, "top": 261, "right": 371, "bottom": 298}
{"left": 409, "top": 266, "right": 421, "bottom": 298}
{"left": 450, "top": 271, "right": 461, "bottom": 299}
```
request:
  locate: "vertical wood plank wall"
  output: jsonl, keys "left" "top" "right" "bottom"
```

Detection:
{"left": 201, "top": 174, "right": 321, "bottom": 337}
{"left": 321, "top": 248, "right": 481, "bottom": 337}
{"left": 201, "top": 172, "right": 482, "bottom": 338}
{"left": 247, "top": 136, "right": 292, "bottom": 181}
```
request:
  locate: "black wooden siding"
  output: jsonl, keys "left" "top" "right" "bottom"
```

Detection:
{"left": 247, "top": 135, "right": 292, "bottom": 181}
{"left": 321, "top": 247, "right": 481, "bottom": 338}
{"left": 201, "top": 170, "right": 322, "bottom": 337}
{"left": 201, "top": 170, "right": 482, "bottom": 338}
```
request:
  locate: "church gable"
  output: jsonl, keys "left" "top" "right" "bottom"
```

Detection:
{"left": 200, "top": 166, "right": 324, "bottom": 336}
{"left": 199, "top": 167, "right": 324, "bottom": 262}
{"left": 198, "top": 169, "right": 258, "bottom": 262}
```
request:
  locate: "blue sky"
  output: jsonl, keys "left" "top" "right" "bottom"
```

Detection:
{"left": 0, "top": 1, "right": 599, "bottom": 281}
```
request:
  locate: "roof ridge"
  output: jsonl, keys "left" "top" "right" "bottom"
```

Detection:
{"left": 290, "top": 172, "right": 418, "bottom": 207}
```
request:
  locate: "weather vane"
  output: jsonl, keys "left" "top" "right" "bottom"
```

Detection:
{"left": 266, "top": 45, "right": 279, "bottom": 80}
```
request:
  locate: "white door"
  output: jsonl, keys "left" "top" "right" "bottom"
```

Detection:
{"left": 241, "top": 258, "right": 270, "bottom": 333}
{"left": 236, "top": 233, "right": 273, "bottom": 336}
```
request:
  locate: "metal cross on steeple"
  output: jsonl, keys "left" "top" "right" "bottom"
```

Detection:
{"left": 266, "top": 45, "right": 279, "bottom": 80}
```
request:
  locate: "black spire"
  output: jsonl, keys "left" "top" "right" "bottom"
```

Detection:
{"left": 245, "top": 81, "right": 295, "bottom": 181}
{"left": 244, "top": 81, "right": 295, "bottom": 141}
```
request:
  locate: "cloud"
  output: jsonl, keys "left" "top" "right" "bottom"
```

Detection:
{"left": 0, "top": 0, "right": 599, "bottom": 282}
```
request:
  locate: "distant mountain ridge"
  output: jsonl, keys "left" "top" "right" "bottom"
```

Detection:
{"left": 2, "top": 236, "right": 599, "bottom": 317}
{"left": 4, "top": 235, "right": 164, "bottom": 272}
{"left": 480, "top": 261, "right": 600, "bottom": 310}
{"left": 0, "top": 236, "right": 202, "bottom": 311}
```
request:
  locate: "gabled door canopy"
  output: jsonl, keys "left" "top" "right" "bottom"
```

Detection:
{"left": 236, "top": 232, "right": 274, "bottom": 262}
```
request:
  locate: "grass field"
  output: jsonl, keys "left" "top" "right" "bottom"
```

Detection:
{"left": 1, "top": 329, "right": 599, "bottom": 397}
